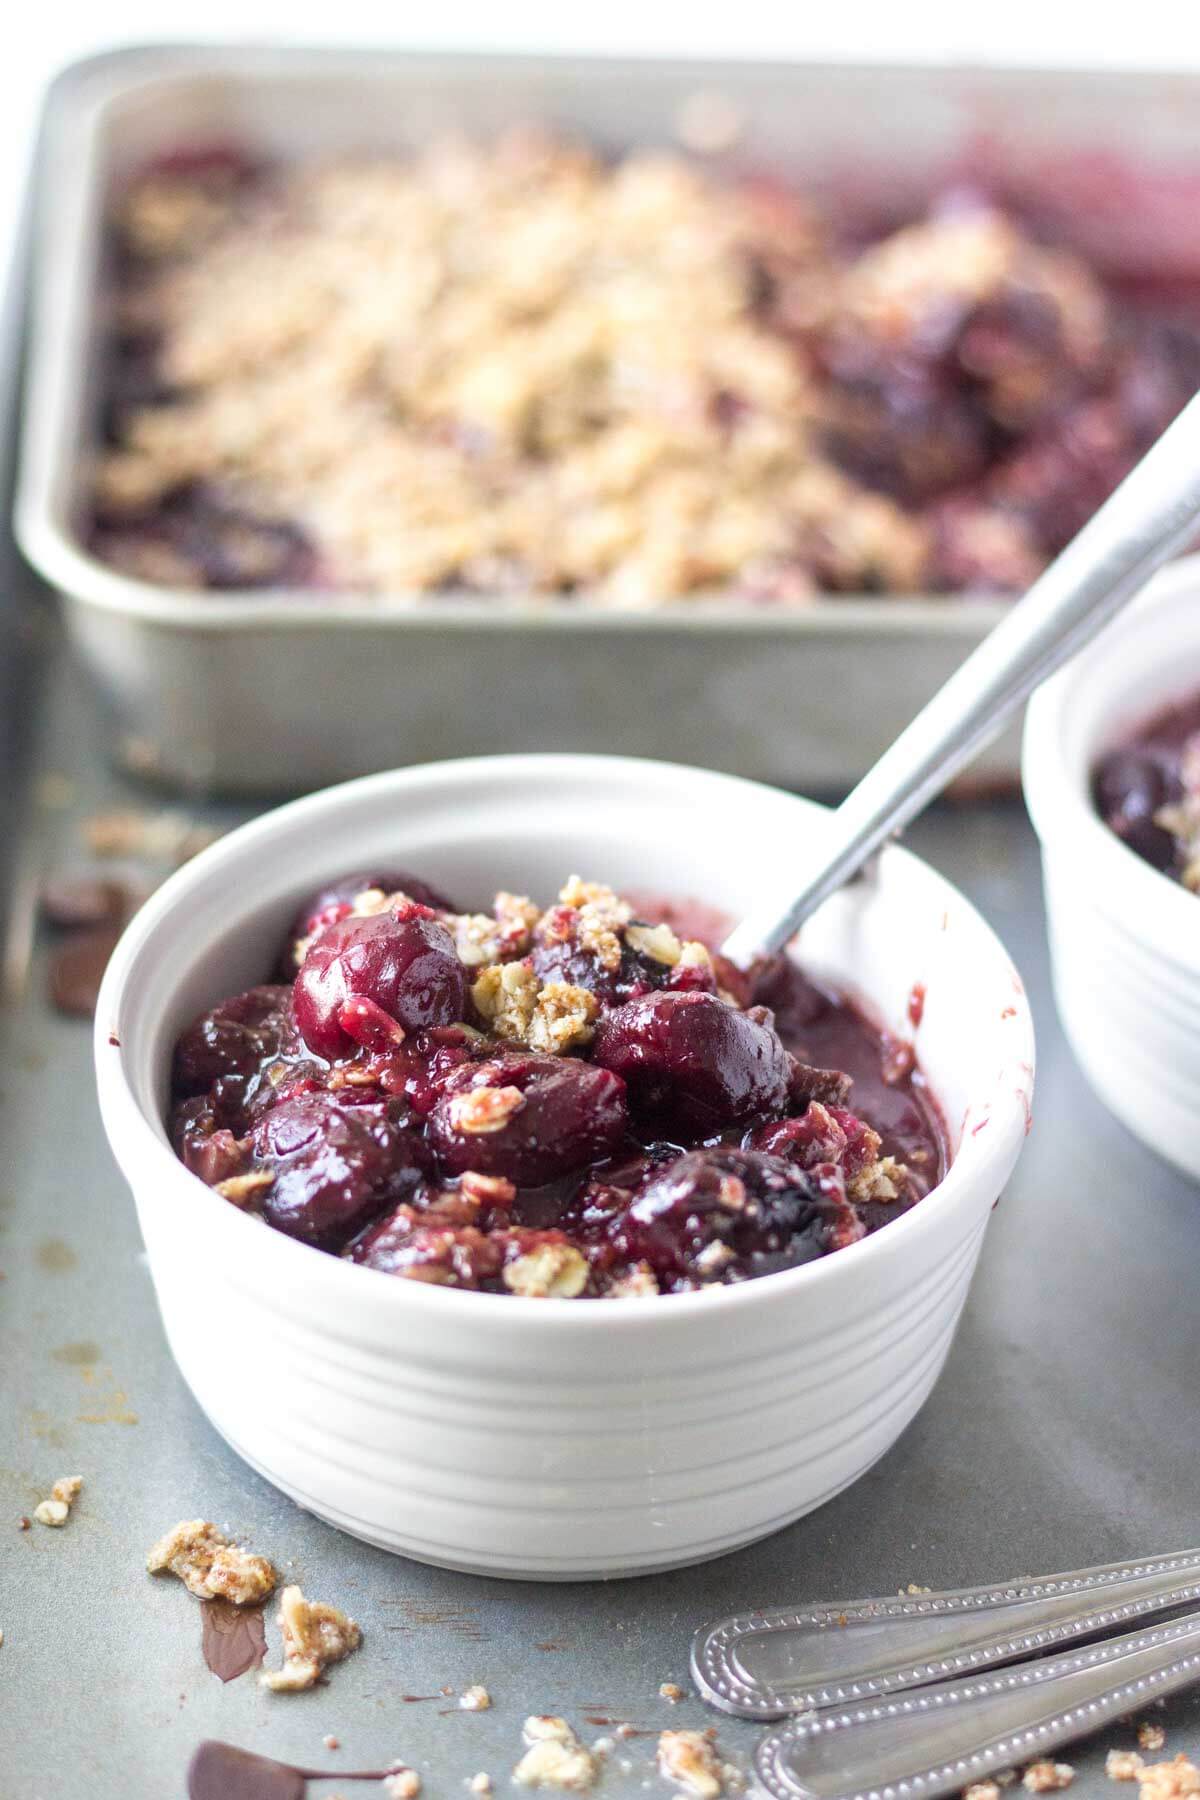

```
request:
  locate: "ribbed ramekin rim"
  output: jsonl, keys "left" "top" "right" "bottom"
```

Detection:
{"left": 95, "top": 752, "right": 1034, "bottom": 1331}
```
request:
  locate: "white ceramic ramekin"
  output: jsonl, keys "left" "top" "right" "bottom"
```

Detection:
{"left": 95, "top": 755, "right": 1032, "bottom": 1580}
{"left": 1025, "top": 573, "right": 1200, "bottom": 1182}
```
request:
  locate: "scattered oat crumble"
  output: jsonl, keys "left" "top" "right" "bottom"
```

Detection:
{"left": 33, "top": 1475, "right": 83, "bottom": 1527}
{"left": 964, "top": 1783, "right": 1002, "bottom": 1800}
{"left": 1107, "top": 1753, "right": 1145, "bottom": 1783}
{"left": 1140, "top": 1726, "right": 1168, "bottom": 1755}
{"left": 146, "top": 1519, "right": 277, "bottom": 1603}
{"left": 1136, "top": 1757, "right": 1200, "bottom": 1800}
{"left": 469, "top": 1776, "right": 492, "bottom": 1796}
{"left": 513, "top": 1717, "right": 598, "bottom": 1791}
{"left": 658, "top": 1730, "right": 724, "bottom": 1799}
{"left": 261, "top": 1583, "right": 361, "bottom": 1692}
{"left": 17, "top": 1516, "right": 30, "bottom": 1531}
{"left": 324, "top": 1734, "right": 341, "bottom": 1751}
{"left": 460, "top": 1684, "right": 492, "bottom": 1711}
{"left": 1022, "top": 1763, "right": 1074, "bottom": 1793}
{"left": 900, "top": 1582, "right": 932, "bottom": 1597}
{"left": 385, "top": 1771, "right": 422, "bottom": 1800}
{"left": 659, "top": 1682, "right": 686, "bottom": 1703}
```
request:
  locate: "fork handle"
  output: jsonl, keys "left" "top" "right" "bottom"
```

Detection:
{"left": 755, "top": 1609, "right": 1200, "bottom": 1800}
{"left": 692, "top": 1550, "right": 1200, "bottom": 1718}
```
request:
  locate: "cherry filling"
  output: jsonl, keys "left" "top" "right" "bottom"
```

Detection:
{"left": 168, "top": 874, "right": 946, "bottom": 1296}
{"left": 1094, "top": 692, "right": 1200, "bottom": 887}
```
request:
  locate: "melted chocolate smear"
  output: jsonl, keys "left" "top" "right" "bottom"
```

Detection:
{"left": 200, "top": 1599, "right": 267, "bottom": 1682}
{"left": 188, "top": 1742, "right": 391, "bottom": 1800}
{"left": 49, "top": 925, "right": 123, "bottom": 1016}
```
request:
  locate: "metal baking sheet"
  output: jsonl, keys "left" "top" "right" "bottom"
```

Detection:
{"left": 6, "top": 633, "right": 1200, "bottom": 1796}
{"left": 27, "top": 44, "right": 1200, "bottom": 794}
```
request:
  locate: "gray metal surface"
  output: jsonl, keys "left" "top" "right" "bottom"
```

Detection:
{"left": 4, "top": 640, "right": 1200, "bottom": 1796}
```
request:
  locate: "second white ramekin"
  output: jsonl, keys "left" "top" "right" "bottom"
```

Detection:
{"left": 95, "top": 755, "right": 1032, "bottom": 1579}
{"left": 1025, "top": 573, "right": 1200, "bottom": 1181}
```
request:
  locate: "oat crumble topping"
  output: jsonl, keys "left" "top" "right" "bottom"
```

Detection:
{"left": 504, "top": 1242, "right": 590, "bottom": 1299}
{"left": 1022, "top": 1763, "right": 1075, "bottom": 1793}
{"left": 448, "top": 1085, "right": 527, "bottom": 1134}
{"left": 659, "top": 1682, "right": 686, "bottom": 1702}
{"left": 147, "top": 1518, "right": 277, "bottom": 1603}
{"left": 1108, "top": 1754, "right": 1146, "bottom": 1783}
{"left": 460, "top": 1684, "right": 492, "bottom": 1711}
{"left": 1140, "top": 1727, "right": 1169, "bottom": 1755}
{"left": 658, "top": 1729, "right": 724, "bottom": 1798}
{"left": 469, "top": 1776, "right": 493, "bottom": 1795}
{"left": 963, "top": 1783, "right": 1002, "bottom": 1800}
{"left": 260, "top": 1583, "right": 362, "bottom": 1692}
{"left": 514, "top": 1718, "right": 598, "bottom": 1792}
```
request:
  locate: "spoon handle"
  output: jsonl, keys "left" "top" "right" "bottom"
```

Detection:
{"left": 753, "top": 1609, "right": 1200, "bottom": 1800}
{"left": 692, "top": 1550, "right": 1200, "bottom": 1719}
{"left": 723, "top": 390, "right": 1200, "bottom": 965}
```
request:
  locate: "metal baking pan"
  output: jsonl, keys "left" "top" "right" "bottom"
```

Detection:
{"left": 17, "top": 45, "right": 1200, "bottom": 796}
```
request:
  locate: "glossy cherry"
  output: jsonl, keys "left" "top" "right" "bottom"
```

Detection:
{"left": 592, "top": 991, "right": 792, "bottom": 1129}
{"left": 428, "top": 1053, "right": 627, "bottom": 1184}
{"left": 615, "top": 1145, "right": 865, "bottom": 1287}
{"left": 251, "top": 1090, "right": 428, "bottom": 1248}
{"left": 293, "top": 907, "right": 466, "bottom": 1059}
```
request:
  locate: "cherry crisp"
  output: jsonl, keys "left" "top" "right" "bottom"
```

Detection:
{"left": 170, "top": 874, "right": 945, "bottom": 1297}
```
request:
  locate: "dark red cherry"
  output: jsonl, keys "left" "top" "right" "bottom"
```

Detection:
{"left": 277, "top": 869, "right": 459, "bottom": 974}
{"left": 591, "top": 991, "right": 791, "bottom": 1130}
{"left": 428, "top": 1054, "right": 627, "bottom": 1185}
{"left": 172, "top": 985, "right": 298, "bottom": 1095}
{"left": 615, "top": 1146, "right": 865, "bottom": 1286}
{"left": 251, "top": 1091, "right": 428, "bottom": 1249}
{"left": 1093, "top": 748, "right": 1178, "bottom": 872}
{"left": 292, "top": 907, "right": 466, "bottom": 1059}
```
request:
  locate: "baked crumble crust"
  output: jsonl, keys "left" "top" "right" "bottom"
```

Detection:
{"left": 1108, "top": 1754, "right": 1146, "bottom": 1783}
{"left": 146, "top": 1518, "right": 277, "bottom": 1604}
{"left": 260, "top": 1582, "right": 361, "bottom": 1692}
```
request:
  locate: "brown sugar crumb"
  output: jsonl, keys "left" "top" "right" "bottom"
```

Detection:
{"left": 1139, "top": 1726, "right": 1168, "bottom": 1755}
{"left": 460, "top": 1684, "right": 492, "bottom": 1711}
{"left": 146, "top": 1518, "right": 277, "bottom": 1604}
{"left": 514, "top": 1717, "right": 598, "bottom": 1791}
{"left": 658, "top": 1730, "right": 724, "bottom": 1798}
{"left": 1137, "top": 1757, "right": 1200, "bottom": 1800}
{"left": 34, "top": 1476, "right": 84, "bottom": 1527}
{"left": 17, "top": 1516, "right": 31, "bottom": 1531}
{"left": 964, "top": 1784, "right": 1002, "bottom": 1800}
{"left": 385, "top": 1772, "right": 422, "bottom": 1800}
{"left": 659, "top": 1683, "right": 686, "bottom": 1703}
{"left": 323, "top": 1735, "right": 340, "bottom": 1751}
{"left": 1107, "top": 1753, "right": 1145, "bottom": 1783}
{"left": 260, "top": 1583, "right": 362, "bottom": 1692}
{"left": 1022, "top": 1763, "right": 1075, "bottom": 1793}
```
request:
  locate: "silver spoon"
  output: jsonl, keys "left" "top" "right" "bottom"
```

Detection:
{"left": 722, "top": 390, "right": 1200, "bottom": 967}
{"left": 693, "top": 1550, "right": 1200, "bottom": 1720}
{"left": 755, "top": 1609, "right": 1200, "bottom": 1800}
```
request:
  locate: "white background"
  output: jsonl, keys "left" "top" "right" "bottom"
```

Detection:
{"left": 4, "top": 2, "right": 1200, "bottom": 288}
